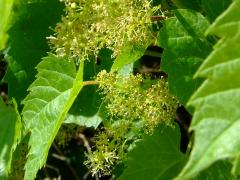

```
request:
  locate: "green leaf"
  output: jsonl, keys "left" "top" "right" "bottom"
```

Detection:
{"left": 3, "top": 0, "right": 63, "bottom": 104}
{"left": 66, "top": 62, "right": 102, "bottom": 129}
{"left": 64, "top": 113, "right": 102, "bottom": 129}
{"left": 157, "top": 9, "right": 212, "bottom": 105}
{"left": 0, "top": 98, "right": 21, "bottom": 178}
{"left": 195, "top": 162, "right": 235, "bottom": 180}
{"left": 66, "top": 49, "right": 113, "bottom": 129}
{"left": 201, "top": 0, "right": 232, "bottom": 22}
{"left": 176, "top": 1, "right": 240, "bottom": 179}
{"left": 118, "top": 125, "right": 187, "bottom": 180}
{"left": 22, "top": 54, "right": 84, "bottom": 180}
{"left": 111, "top": 44, "right": 148, "bottom": 71}
{"left": 117, "top": 123, "right": 234, "bottom": 180}
{"left": 0, "top": 0, "right": 14, "bottom": 50}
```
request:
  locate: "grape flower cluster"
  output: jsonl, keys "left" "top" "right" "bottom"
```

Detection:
{"left": 48, "top": 0, "right": 160, "bottom": 61}
{"left": 84, "top": 71, "right": 178, "bottom": 177}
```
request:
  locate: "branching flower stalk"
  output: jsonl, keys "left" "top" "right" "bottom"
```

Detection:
{"left": 84, "top": 71, "right": 179, "bottom": 177}
{"left": 48, "top": 0, "right": 162, "bottom": 61}
{"left": 48, "top": 0, "right": 175, "bottom": 177}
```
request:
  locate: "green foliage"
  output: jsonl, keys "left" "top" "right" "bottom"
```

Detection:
{"left": 118, "top": 124, "right": 187, "bottom": 180}
{"left": 0, "top": 98, "right": 21, "bottom": 178}
{"left": 0, "top": 0, "right": 239, "bottom": 179}
{"left": 201, "top": 0, "right": 232, "bottom": 22}
{"left": 157, "top": 9, "right": 212, "bottom": 105}
{"left": 22, "top": 54, "right": 84, "bottom": 179}
{"left": 194, "top": 161, "right": 235, "bottom": 180}
{"left": 118, "top": 124, "right": 234, "bottom": 180}
{"left": 64, "top": 113, "right": 102, "bottom": 129}
{"left": 8, "top": 135, "right": 29, "bottom": 180}
{"left": 171, "top": 0, "right": 202, "bottom": 11}
{"left": 111, "top": 44, "right": 148, "bottom": 71}
{"left": 177, "top": 0, "right": 240, "bottom": 179}
{"left": 3, "top": 0, "right": 63, "bottom": 104}
{"left": 66, "top": 49, "right": 113, "bottom": 128}
{"left": 0, "top": 0, "right": 14, "bottom": 50}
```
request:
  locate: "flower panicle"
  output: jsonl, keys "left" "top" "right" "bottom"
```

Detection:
{"left": 84, "top": 71, "right": 178, "bottom": 177}
{"left": 49, "top": 0, "right": 162, "bottom": 61}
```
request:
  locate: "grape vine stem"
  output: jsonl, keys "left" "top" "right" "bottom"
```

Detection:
{"left": 150, "top": 15, "right": 166, "bottom": 21}
{"left": 82, "top": 80, "right": 99, "bottom": 86}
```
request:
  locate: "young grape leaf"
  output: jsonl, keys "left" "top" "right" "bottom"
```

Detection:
{"left": 3, "top": 0, "right": 63, "bottom": 104}
{"left": 111, "top": 44, "right": 148, "bottom": 71}
{"left": 0, "top": 0, "right": 14, "bottom": 50}
{"left": 22, "top": 54, "right": 84, "bottom": 180}
{"left": 157, "top": 9, "right": 212, "bottom": 105}
{"left": 0, "top": 98, "right": 21, "bottom": 179}
{"left": 118, "top": 125, "right": 187, "bottom": 180}
{"left": 176, "top": 0, "right": 240, "bottom": 179}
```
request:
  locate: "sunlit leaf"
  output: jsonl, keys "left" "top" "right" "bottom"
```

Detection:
{"left": 22, "top": 54, "right": 84, "bottom": 180}
{"left": 177, "top": 1, "right": 240, "bottom": 179}
{"left": 0, "top": 0, "right": 14, "bottom": 50}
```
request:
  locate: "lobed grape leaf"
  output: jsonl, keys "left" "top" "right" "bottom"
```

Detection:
{"left": 22, "top": 54, "right": 84, "bottom": 180}
{"left": 0, "top": 98, "right": 21, "bottom": 179}
{"left": 118, "top": 125, "right": 187, "bottom": 180}
{"left": 176, "top": 0, "right": 240, "bottom": 179}
{"left": 157, "top": 9, "right": 212, "bottom": 106}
